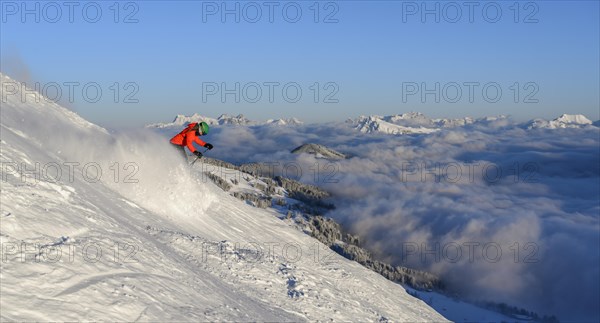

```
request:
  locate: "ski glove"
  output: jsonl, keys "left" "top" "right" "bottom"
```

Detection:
{"left": 193, "top": 151, "right": 203, "bottom": 158}
{"left": 204, "top": 143, "right": 214, "bottom": 150}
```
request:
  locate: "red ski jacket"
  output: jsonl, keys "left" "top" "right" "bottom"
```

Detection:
{"left": 170, "top": 126, "right": 206, "bottom": 153}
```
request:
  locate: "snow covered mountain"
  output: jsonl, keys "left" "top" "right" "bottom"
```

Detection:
{"left": 348, "top": 112, "right": 599, "bottom": 134}
{"left": 348, "top": 114, "right": 441, "bottom": 135}
{"left": 526, "top": 114, "right": 596, "bottom": 129}
{"left": 0, "top": 73, "right": 446, "bottom": 321}
{"left": 147, "top": 113, "right": 303, "bottom": 129}
{"left": 346, "top": 112, "right": 483, "bottom": 135}
{"left": 291, "top": 143, "right": 348, "bottom": 159}
{"left": 150, "top": 112, "right": 599, "bottom": 137}
{"left": 150, "top": 112, "right": 472, "bottom": 134}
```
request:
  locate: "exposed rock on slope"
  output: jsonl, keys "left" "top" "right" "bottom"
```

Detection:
{"left": 291, "top": 143, "right": 348, "bottom": 159}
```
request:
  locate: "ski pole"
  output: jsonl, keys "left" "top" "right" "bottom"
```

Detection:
{"left": 190, "top": 148, "right": 209, "bottom": 166}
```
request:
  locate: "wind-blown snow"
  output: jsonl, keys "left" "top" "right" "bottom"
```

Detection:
{"left": 0, "top": 73, "right": 445, "bottom": 321}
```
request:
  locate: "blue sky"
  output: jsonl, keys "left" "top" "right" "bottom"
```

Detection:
{"left": 2, "top": 0, "right": 599, "bottom": 128}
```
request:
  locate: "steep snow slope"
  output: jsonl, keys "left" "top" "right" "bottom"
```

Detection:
{"left": 0, "top": 74, "right": 446, "bottom": 321}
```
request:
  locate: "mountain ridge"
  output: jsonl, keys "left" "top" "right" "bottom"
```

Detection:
{"left": 147, "top": 113, "right": 303, "bottom": 128}
{"left": 148, "top": 112, "right": 598, "bottom": 134}
{"left": 291, "top": 143, "right": 348, "bottom": 159}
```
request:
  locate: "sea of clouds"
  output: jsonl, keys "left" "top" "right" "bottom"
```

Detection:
{"left": 155, "top": 118, "right": 599, "bottom": 321}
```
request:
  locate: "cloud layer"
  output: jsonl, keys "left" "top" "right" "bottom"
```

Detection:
{"left": 155, "top": 119, "right": 599, "bottom": 321}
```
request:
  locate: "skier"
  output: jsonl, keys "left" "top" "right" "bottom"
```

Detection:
{"left": 170, "top": 121, "right": 214, "bottom": 161}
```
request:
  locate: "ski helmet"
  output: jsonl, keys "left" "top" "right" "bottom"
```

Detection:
{"left": 199, "top": 121, "right": 210, "bottom": 134}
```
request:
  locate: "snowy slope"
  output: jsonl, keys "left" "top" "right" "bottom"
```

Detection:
{"left": 404, "top": 287, "right": 535, "bottom": 323}
{"left": 194, "top": 159, "right": 537, "bottom": 323}
{"left": 0, "top": 73, "right": 445, "bottom": 321}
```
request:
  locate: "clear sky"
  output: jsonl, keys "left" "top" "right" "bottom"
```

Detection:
{"left": 2, "top": 0, "right": 599, "bottom": 128}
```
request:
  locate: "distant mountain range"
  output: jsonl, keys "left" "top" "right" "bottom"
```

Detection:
{"left": 347, "top": 113, "right": 598, "bottom": 134}
{"left": 147, "top": 112, "right": 599, "bottom": 134}
{"left": 346, "top": 112, "right": 478, "bottom": 135}
{"left": 146, "top": 113, "right": 303, "bottom": 128}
